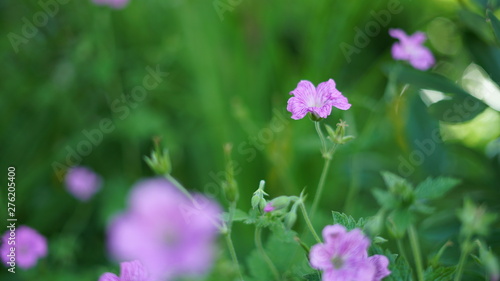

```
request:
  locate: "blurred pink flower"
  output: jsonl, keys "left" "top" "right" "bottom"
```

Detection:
{"left": 65, "top": 166, "right": 102, "bottom": 201}
{"left": 263, "top": 202, "right": 275, "bottom": 212}
{"left": 1, "top": 225, "right": 47, "bottom": 269}
{"left": 99, "top": 260, "right": 149, "bottom": 281}
{"left": 92, "top": 0, "right": 130, "bottom": 9}
{"left": 389, "top": 29, "right": 435, "bottom": 71}
{"left": 309, "top": 224, "right": 390, "bottom": 281}
{"left": 287, "top": 79, "right": 351, "bottom": 120}
{"left": 107, "top": 178, "right": 221, "bottom": 281}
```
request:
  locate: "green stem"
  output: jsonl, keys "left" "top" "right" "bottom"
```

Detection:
{"left": 408, "top": 225, "right": 425, "bottom": 281}
{"left": 396, "top": 238, "right": 409, "bottom": 263}
{"left": 314, "top": 121, "right": 327, "bottom": 156}
{"left": 255, "top": 227, "right": 280, "bottom": 281}
{"left": 454, "top": 234, "right": 472, "bottom": 281}
{"left": 300, "top": 201, "right": 322, "bottom": 244}
{"left": 165, "top": 174, "right": 194, "bottom": 201}
{"left": 310, "top": 157, "right": 332, "bottom": 218}
{"left": 225, "top": 231, "right": 244, "bottom": 281}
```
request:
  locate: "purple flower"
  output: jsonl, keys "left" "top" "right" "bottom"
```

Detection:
{"left": 264, "top": 202, "right": 275, "bottom": 212}
{"left": 369, "top": 255, "right": 391, "bottom": 281}
{"left": 1, "top": 225, "right": 47, "bottom": 269}
{"left": 107, "top": 178, "right": 221, "bottom": 281}
{"left": 287, "top": 79, "right": 351, "bottom": 120}
{"left": 65, "top": 166, "right": 102, "bottom": 201}
{"left": 309, "top": 224, "right": 390, "bottom": 281}
{"left": 99, "top": 260, "right": 149, "bottom": 281}
{"left": 389, "top": 29, "right": 435, "bottom": 71}
{"left": 92, "top": 0, "right": 129, "bottom": 9}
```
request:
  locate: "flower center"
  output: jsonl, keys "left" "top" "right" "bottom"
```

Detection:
{"left": 331, "top": 256, "right": 344, "bottom": 269}
{"left": 163, "top": 230, "right": 179, "bottom": 247}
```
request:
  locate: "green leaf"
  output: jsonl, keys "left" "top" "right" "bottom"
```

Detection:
{"left": 412, "top": 202, "right": 436, "bottom": 215}
{"left": 381, "top": 171, "right": 414, "bottom": 198}
{"left": 384, "top": 64, "right": 488, "bottom": 123}
{"left": 381, "top": 171, "right": 412, "bottom": 191}
{"left": 246, "top": 231, "right": 305, "bottom": 281}
{"left": 302, "top": 273, "right": 321, "bottom": 281}
{"left": 464, "top": 31, "right": 500, "bottom": 85}
{"left": 387, "top": 209, "right": 413, "bottom": 238}
{"left": 385, "top": 64, "right": 474, "bottom": 98}
{"left": 423, "top": 266, "right": 456, "bottom": 281}
{"left": 487, "top": 9, "right": 500, "bottom": 44}
{"left": 427, "top": 96, "right": 488, "bottom": 123}
{"left": 222, "top": 209, "right": 249, "bottom": 223}
{"left": 459, "top": 10, "right": 494, "bottom": 43}
{"left": 332, "top": 211, "right": 366, "bottom": 230}
{"left": 372, "top": 188, "right": 398, "bottom": 209}
{"left": 415, "top": 177, "right": 461, "bottom": 200}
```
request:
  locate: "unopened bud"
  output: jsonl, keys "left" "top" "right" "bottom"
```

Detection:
{"left": 252, "top": 180, "right": 268, "bottom": 210}
{"left": 269, "top": 196, "right": 292, "bottom": 211}
{"left": 284, "top": 212, "right": 297, "bottom": 229}
{"left": 144, "top": 139, "right": 172, "bottom": 175}
{"left": 222, "top": 179, "right": 239, "bottom": 203}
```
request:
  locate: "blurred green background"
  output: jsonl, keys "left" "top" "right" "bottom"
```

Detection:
{"left": 1, "top": 0, "right": 499, "bottom": 280}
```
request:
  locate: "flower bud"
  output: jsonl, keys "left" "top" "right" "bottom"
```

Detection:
{"left": 251, "top": 180, "right": 268, "bottom": 210}
{"left": 457, "top": 198, "right": 497, "bottom": 237}
{"left": 222, "top": 179, "right": 239, "bottom": 203}
{"left": 144, "top": 139, "right": 172, "bottom": 175}
{"left": 269, "top": 196, "right": 292, "bottom": 211}
{"left": 284, "top": 211, "right": 297, "bottom": 229}
{"left": 479, "top": 242, "right": 500, "bottom": 281}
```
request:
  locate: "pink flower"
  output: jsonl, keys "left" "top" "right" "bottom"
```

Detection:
{"left": 65, "top": 166, "right": 102, "bottom": 201}
{"left": 1, "top": 225, "right": 47, "bottom": 269}
{"left": 389, "top": 29, "right": 435, "bottom": 71}
{"left": 99, "top": 260, "right": 149, "bottom": 281}
{"left": 92, "top": 0, "right": 129, "bottom": 9}
{"left": 309, "top": 224, "right": 390, "bottom": 281}
{"left": 263, "top": 202, "right": 275, "bottom": 212}
{"left": 107, "top": 178, "right": 221, "bottom": 281}
{"left": 287, "top": 79, "right": 351, "bottom": 120}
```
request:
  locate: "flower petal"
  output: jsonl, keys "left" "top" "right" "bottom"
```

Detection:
{"left": 369, "top": 255, "right": 391, "bottom": 281}
{"left": 322, "top": 224, "right": 347, "bottom": 244}
{"left": 388, "top": 28, "right": 407, "bottom": 41}
{"left": 98, "top": 273, "right": 120, "bottom": 281}
{"left": 409, "top": 47, "right": 435, "bottom": 70}
{"left": 317, "top": 79, "right": 351, "bottom": 111}
{"left": 120, "top": 260, "right": 149, "bottom": 281}
{"left": 409, "top": 31, "right": 427, "bottom": 45}
{"left": 309, "top": 244, "right": 333, "bottom": 270}
{"left": 391, "top": 43, "right": 409, "bottom": 60}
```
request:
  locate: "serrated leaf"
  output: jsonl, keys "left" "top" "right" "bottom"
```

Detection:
{"left": 415, "top": 177, "right": 461, "bottom": 200}
{"left": 412, "top": 202, "right": 436, "bottom": 215}
{"left": 332, "top": 211, "right": 366, "bottom": 230}
{"left": 381, "top": 171, "right": 413, "bottom": 192}
{"left": 372, "top": 189, "right": 398, "bottom": 209}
